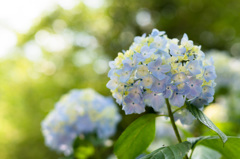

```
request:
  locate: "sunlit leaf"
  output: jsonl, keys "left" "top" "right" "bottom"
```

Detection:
{"left": 114, "top": 114, "right": 156, "bottom": 159}
{"left": 186, "top": 102, "right": 227, "bottom": 144}
{"left": 73, "top": 137, "right": 95, "bottom": 159}
{"left": 191, "top": 145, "right": 221, "bottom": 159}
{"left": 140, "top": 141, "right": 191, "bottom": 159}
{"left": 189, "top": 136, "right": 240, "bottom": 159}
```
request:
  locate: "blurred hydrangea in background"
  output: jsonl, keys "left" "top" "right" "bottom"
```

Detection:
{"left": 107, "top": 29, "right": 217, "bottom": 115}
{"left": 206, "top": 50, "right": 240, "bottom": 93}
{"left": 204, "top": 50, "right": 240, "bottom": 128}
{"left": 41, "top": 88, "right": 121, "bottom": 155}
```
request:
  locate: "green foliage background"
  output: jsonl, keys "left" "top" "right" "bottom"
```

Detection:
{"left": 1, "top": 0, "right": 240, "bottom": 158}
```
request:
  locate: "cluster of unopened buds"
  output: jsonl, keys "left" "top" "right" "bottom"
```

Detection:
{"left": 107, "top": 29, "right": 217, "bottom": 115}
{"left": 41, "top": 89, "right": 121, "bottom": 155}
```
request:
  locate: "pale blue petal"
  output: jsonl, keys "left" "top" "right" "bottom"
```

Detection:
{"left": 144, "top": 92, "right": 165, "bottom": 111}
{"left": 163, "top": 84, "right": 176, "bottom": 98}
{"left": 123, "top": 95, "right": 145, "bottom": 114}
{"left": 160, "top": 64, "right": 171, "bottom": 73}
{"left": 187, "top": 60, "right": 202, "bottom": 75}
{"left": 151, "top": 76, "right": 171, "bottom": 93}
{"left": 169, "top": 43, "right": 185, "bottom": 57}
{"left": 151, "top": 29, "right": 165, "bottom": 37}
{"left": 204, "top": 66, "right": 217, "bottom": 82}
{"left": 190, "top": 95, "right": 208, "bottom": 108}
{"left": 181, "top": 33, "right": 189, "bottom": 45}
{"left": 202, "top": 86, "right": 214, "bottom": 97}
{"left": 169, "top": 91, "right": 185, "bottom": 107}
{"left": 106, "top": 78, "right": 118, "bottom": 90}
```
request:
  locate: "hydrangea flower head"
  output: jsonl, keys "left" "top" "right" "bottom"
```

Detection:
{"left": 107, "top": 29, "right": 217, "bottom": 114}
{"left": 41, "top": 89, "right": 121, "bottom": 155}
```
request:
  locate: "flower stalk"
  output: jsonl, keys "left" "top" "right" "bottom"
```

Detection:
{"left": 165, "top": 98, "right": 182, "bottom": 143}
{"left": 165, "top": 99, "right": 189, "bottom": 159}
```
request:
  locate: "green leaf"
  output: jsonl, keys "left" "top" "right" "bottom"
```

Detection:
{"left": 114, "top": 114, "right": 157, "bottom": 159}
{"left": 72, "top": 137, "right": 95, "bottom": 159}
{"left": 186, "top": 102, "right": 227, "bottom": 144}
{"left": 140, "top": 141, "right": 191, "bottom": 159}
{"left": 188, "top": 136, "right": 240, "bottom": 159}
{"left": 74, "top": 145, "right": 94, "bottom": 159}
{"left": 191, "top": 145, "right": 222, "bottom": 159}
{"left": 187, "top": 136, "right": 207, "bottom": 149}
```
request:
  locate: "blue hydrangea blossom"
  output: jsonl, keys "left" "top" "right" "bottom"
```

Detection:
{"left": 107, "top": 29, "right": 217, "bottom": 115}
{"left": 41, "top": 89, "right": 121, "bottom": 155}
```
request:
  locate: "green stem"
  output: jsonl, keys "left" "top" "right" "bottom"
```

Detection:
{"left": 165, "top": 99, "right": 189, "bottom": 159}
{"left": 165, "top": 98, "right": 182, "bottom": 143}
